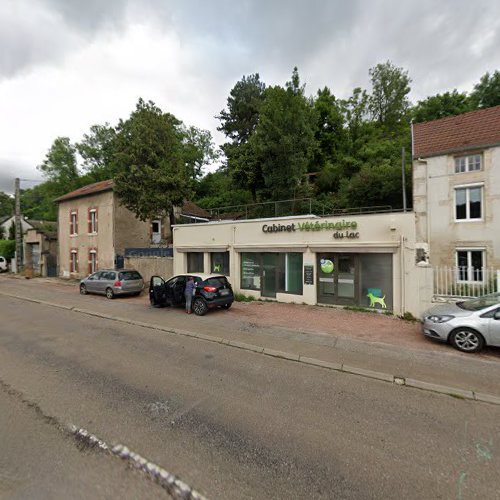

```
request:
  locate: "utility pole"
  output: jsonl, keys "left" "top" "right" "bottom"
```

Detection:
{"left": 401, "top": 147, "right": 407, "bottom": 212}
{"left": 15, "top": 177, "right": 23, "bottom": 273}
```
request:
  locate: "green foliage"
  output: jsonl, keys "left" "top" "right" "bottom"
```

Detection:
{"left": 0, "top": 192, "right": 14, "bottom": 218}
{"left": 0, "top": 225, "right": 4, "bottom": 239}
{"left": 412, "top": 90, "right": 471, "bottom": 123}
{"left": 234, "top": 292, "right": 255, "bottom": 302}
{"left": 368, "top": 61, "right": 411, "bottom": 132}
{"left": 399, "top": 311, "right": 418, "bottom": 322}
{"left": 112, "top": 99, "right": 192, "bottom": 223}
{"left": 8, "top": 221, "right": 15, "bottom": 240}
{"left": 470, "top": 70, "right": 500, "bottom": 109}
{"left": 0, "top": 239, "right": 15, "bottom": 259}
{"left": 38, "top": 137, "right": 79, "bottom": 192}
{"left": 252, "top": 69, "right": 316, "bottom": 200}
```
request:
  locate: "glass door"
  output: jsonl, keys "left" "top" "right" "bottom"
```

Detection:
{"left": 262, "top": 253, "right": 277, "bottom": 297}
{"left": 317, "top": 254, "right": 359, "bottom": 305}
{"left": 336, "top": 255, "right": 357, "bottom": 304}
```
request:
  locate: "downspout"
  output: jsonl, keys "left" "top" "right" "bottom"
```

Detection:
{"left": 400, "top": 235, "right": 406, "bottom": 315}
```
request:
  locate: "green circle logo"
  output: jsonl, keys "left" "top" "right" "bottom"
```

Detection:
{"left": 320, "top": 259, "right": 334, "bottom": 273}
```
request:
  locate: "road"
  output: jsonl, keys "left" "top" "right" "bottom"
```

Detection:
{"left": 1, "top": 289, "right": 500, "bottom": 498}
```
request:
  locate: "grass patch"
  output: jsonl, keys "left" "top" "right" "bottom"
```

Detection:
{"left": 234, "top": 293, "right": 255, "bottom": 302}
{"left": 399, "top": 311, "right": 419, "bottom": 322}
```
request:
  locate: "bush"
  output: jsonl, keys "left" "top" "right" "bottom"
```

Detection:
{"left": 0, "top": 240, "right": 15, "bottom": 259}
{"left": 234, "top": 293, "right": 255, "bottom": 302}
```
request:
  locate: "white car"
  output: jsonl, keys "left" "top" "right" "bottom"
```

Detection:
{"left": 0, "top": 256, "right": 8, "bottom": 272}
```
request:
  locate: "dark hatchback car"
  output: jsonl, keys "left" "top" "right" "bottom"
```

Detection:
{"left": 149, "top": 273, "right": 234, "bottom": 315}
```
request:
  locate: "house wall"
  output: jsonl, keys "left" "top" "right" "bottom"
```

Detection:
{"left": 24, "top": 229, "right": 57, "bottom": 277}
{"left": 58, "top": 190, "right": 115, "bottom": 278}
{"left": 413, "top": 146, "right": 500, "bottom": 268}
{"left": 124, "top": 256, "right": 173, "bottom": 284}
{"left": 113, "top": 199, "right": 153, "bottom": 257}
{"left": 172, "top": 212, "right": 429, "bottom": 316}
{"left": 0, "top": 216, "right": 33, "bottom": 236}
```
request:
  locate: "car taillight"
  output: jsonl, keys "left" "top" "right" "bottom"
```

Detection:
{"left": 203, "top": 286, "right": 217, "bottom": 293}
{"left": 114, "top": 280, "right": 122, "bottom": 287}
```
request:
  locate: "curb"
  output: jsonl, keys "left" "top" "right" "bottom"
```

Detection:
{"left": 2, "top": 290, "right": 500, "bottom": 407}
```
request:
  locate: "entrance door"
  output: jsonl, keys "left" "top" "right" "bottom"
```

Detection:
{"left": 262, "top": 253, "right": 277, "bottom": 298}
{"left": 317, "top": 254, "right": 358, "bottom": 305}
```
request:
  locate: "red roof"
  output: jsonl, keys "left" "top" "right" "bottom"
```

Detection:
{"left": 413, "top": 105, "right": 500, "bottom": 159}
{"left": 55, "top": 179, "right": 114, "bottom": 202}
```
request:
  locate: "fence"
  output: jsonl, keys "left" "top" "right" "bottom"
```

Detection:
{"left": 433, "top": 267, "right": 500, "bottom": 298}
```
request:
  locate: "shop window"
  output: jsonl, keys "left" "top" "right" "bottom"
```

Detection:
{"left": 187, "top": 252, "right": 204, "bottom": 273}
{"left": 455, "top": 186, "right": 482, "bottom": 220}
{"left": 454, "top": 154, "right": 481, "bottom": 173}
{"left": 277, "top": 253, "right": 303, "bottom": 295}
{"left": 241, "top": 253, "right": 261, "bottom": 290}
{"left": 457, "top": 249, "right": 484, "bottom": 282}
{"left": 211, "top": 252, "right": 229, "bottom": 275}
{"left": 360, "top": 254, "right": 393, "bottom": 310}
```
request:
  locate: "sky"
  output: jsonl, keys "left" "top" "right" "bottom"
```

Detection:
{"left": 1, "top": 0, "right": 500, "bottom": 194}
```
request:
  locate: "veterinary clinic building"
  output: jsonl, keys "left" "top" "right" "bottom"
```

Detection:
{"left": 172, "top": 212, "right": 430, "bottom": 316}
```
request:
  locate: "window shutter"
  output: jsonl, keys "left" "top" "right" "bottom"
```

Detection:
{"left": 88, "top": 208, "right": 92, "bottom": 233}
{"left": 95, "top": 208, "right": 98, "bottom": 233}
{"left": 69, "top": 209, "right": 73, "bottom": 235}
{"left": 75, "top": 209, "right": 79, "bottom": 235}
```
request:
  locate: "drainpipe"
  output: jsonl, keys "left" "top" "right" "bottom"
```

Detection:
{"left": 400, "top": 235, "right": 406, "bottom": 315}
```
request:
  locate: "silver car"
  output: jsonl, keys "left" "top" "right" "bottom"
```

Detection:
{"left": 422, "top": 293, "right": 500, "bottom": 353}
{"left": 80, "top": 269, "right": 144, "bottom": 299}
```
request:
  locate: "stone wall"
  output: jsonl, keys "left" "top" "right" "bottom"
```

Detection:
{"left": 124, "top": 256, "right": 173, "bottom": 284}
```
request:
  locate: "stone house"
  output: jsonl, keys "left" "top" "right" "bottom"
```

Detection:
{"left": 24, "top": 221, "right": 58, "bottom": 277}
{"left": 412, "top": 104, "right": 500, "bottom": 281}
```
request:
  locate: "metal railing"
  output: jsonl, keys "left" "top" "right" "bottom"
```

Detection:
{"left": 433, "top": 267, "right": 500, "bottom": 298}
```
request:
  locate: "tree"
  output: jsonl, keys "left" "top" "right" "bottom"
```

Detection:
{"left": 111, "top": 99, "right": 192, "bottom": 225}
{"left": 412, "top": 90, "right": 471, "bottom": 122}
{"left": 76, "top": 124, "right": 117, "bottom": 181}
{"left": 0, "top": 192, "right": 14, "bottom": 218}
{"left": 38, "top": 137, "right": 79, "bottom": 192}
{"left": 0, "top": 225, "right": 4, "bottom": 239}
{"left": 181, "top": 126, "right": 217, "bottom": 181}
{"left": 8, "top": 221, "right": 15, "bottom": 240}
{"left": 252, "top": 69, "right": 316, "bottom": 200}
{"left": 470, "top": 70, "right": 500, "bottom": 109}
{"left": 369, "top": 61, "right": 411, "bottom": 132}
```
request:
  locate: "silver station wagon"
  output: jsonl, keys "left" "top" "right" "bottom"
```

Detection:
{"left": 80, "top": 269, "right": 144, "bottom": 299}
{"left": 422, "top": 293, "right": 500, "bottom": 353}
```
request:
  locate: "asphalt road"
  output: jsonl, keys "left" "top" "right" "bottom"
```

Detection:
{"left": 1, "top": 294, "right": 500, "bottom": 499}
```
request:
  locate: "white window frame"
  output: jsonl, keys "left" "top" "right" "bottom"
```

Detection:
{"left": 89, "top": 209, "right": 97, "bottom": 234}
{"left": 454, "top": 154, "right": 482, "bottom": 174}
{"left": 455, "top": 248, "right": 485, "bottom": 283}
{"left": 454, "top": 183, "right": 483, "bottom": 222}
{"left": 70, "top": 249, "right": 78, "bottom": 273}
{"left": 70, "top": 211, "right": 78, "bottom": 235}
{"left": 151, "top": 219, "right": 161, "bottom": 244}
{"left": 89, "top": 249, "right": 97, "bottom": 274}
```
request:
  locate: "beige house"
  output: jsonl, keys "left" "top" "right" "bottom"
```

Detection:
{"left": 412, "top": 105, "right": 500, "bottom": 282}
{"left": 172, "top": 212, "right": 432, "bottom": 316}
{"left": 24, "top": 221, "right": 58, "bottom": 277}
{"left": 56, "top": 180, "right": 158, "bottom": 278}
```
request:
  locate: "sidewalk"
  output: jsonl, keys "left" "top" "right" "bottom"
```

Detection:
{"left": 2, "top": 275, "right": 500, "bottom": 401}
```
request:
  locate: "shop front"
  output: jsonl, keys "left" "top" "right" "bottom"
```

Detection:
{"left": 172, "top": 212, "right": 422, "bottom": 316}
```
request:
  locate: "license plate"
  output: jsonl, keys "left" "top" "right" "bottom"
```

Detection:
{"left": 220, "top": 289, "right": 229, "bottom": 296}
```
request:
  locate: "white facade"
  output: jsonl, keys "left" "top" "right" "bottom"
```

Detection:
{"left": 173, "top": 212, "right": 432, "bottom": 316}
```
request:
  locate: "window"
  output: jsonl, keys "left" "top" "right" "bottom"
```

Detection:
{"left": 276, "top": 253, "right": 303, "bottom": 295}
{"left": 211, "top": 252, "right": 230, "bottom": 275}
{"left": 457, "top": 250, "right": 484, "bottom": 282}
{"left": 70, "top": 249, "right": 78, "bottom": 273}
{"left": 455, "top": 186, "right": 482, "bottom": 220}
{"left": 241, "top": 253, "right": 261, "bottom": 290}
{"left": 70, "top": 210, "right": 78, "bottom": 235}
{"left": 88, "top": 209, "right": 98, "bottom": 234}
{"left": 151, "top": 219, "right": 161, "bottom": 244}
{"left": 88, "top": 249, "right": 97, "bottom": 274}
{"left": 187, "top": 252, "right": 204, "bottom": 273}
{"left": 455, "top": 154, "right": 481, "bottom": 173}
{"left": 119, "top": 271, "right": 142, "bottom": 281}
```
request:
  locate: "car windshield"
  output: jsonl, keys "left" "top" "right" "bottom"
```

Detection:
{"left": 457, "top": 293, "right": 500, "bottom": 311}
{"left": 119, "top": 271, "right": 142, "bottom": 281}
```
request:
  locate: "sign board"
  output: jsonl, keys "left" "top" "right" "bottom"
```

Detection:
{"left": 303, "top": 264, "right": 314, "bottom": 285}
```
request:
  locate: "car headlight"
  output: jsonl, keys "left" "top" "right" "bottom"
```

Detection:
{"left": 427, "top": 315, "right": 455, "bottom": 323}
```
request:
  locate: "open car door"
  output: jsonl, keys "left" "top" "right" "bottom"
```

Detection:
{"left": 149, "top": 276, "right": 167, "bottom": 307}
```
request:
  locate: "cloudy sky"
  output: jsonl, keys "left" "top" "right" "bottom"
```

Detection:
{"left": 1, "top": 0, "right": 499, "bottom": 193}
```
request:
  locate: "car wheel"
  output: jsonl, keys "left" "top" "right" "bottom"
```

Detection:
{"left": 105, "top": 287, "right": 114, "bottom": 300}
{"left": 222, "top": 302, "right": 232, "bottom": 310}
{"left": 192, "top": 298, "right": 208, "bottom": 316}
{"left": 450, "top": 328, "right": 484, "bottom": 353}
{"left": 80, "top": 284, "right": 87, "bottom": 295}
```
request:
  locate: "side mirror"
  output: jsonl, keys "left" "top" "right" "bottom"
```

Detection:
{"left": 494, "top": 311, "right": 500, "bottom": 320}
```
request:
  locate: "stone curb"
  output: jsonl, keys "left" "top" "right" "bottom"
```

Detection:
{"left": 3, "top": 291, "right": 500, "bottom": 407}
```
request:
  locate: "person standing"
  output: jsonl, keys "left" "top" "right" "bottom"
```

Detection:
{"left": 184, "top": 276, "right": 196, "bottom": 314}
